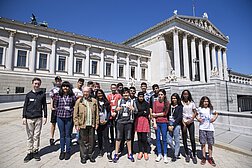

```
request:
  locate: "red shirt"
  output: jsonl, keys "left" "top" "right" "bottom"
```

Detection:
{"left": 107, "top": 93, "right": 122, "bottom": 113}
{"left": 153, "top": 100, "right": 169, "bottom": 123}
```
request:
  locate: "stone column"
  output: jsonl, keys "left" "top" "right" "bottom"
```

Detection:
{"left": 173, "top": 29, "right": 181, "bottom": 78}
{"left": 205, "top": 42, "right": 211, "bottom": 82}
{"left": 68, "top": 43, "right": 74, "bottom": 76}
{"left": 217, "top": 47, "right": 223, "bottom": 79}
{"left": 100, "top": 49, "right": 105, "bottom": 78}
{"left": 198, "top": 40, "right": 205, "bottom": 82}
{"left": 113, "top": 51, "right": 118, "bottom": 79}
{"left": 211, "top": 45, "right": 217, "bottom": 70}
{"left": 6, "top": 31, "right": 15, "bottom": 70}
{"left": 147, "top": 58, "right": 151, "bottom": 82}
{"left": 223, "top": 49, "right": 228, "bottom": 81}
{"left": 126, "top": 54, "right": 130, "bottom": 80}
{"left": 190, "top": 37, "right": 196, "bottom": 80}
{"left": 85, "top": 46, "right": 90, "bottom": 77}
{"left": 157, "top": 35, "right": 167, "bottom": 80}
{"left": 29, "top": 36, "right": 37, "bottom": 72}
{"left": 182, "top": 33, "right": 189, "bottom": 79}
{"left": 137, "top": 56, "right": 141, "bottom": 81}
{"left": 50, "top": 39, "right": 57, "bottom": 74}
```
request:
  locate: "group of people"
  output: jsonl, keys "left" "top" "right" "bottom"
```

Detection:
{"left": 22, "top": 76, "right": 219, "bottom": 167}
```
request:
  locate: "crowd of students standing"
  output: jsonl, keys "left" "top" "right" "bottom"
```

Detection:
{"left": 22, "top": 76, "right": 219, "bottom": 167}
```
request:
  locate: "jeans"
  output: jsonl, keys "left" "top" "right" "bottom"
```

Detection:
{"left": 57, "top": 117, "right": 72, "bottom": 153}
{"left": 155, "top": 122, "right": 167, "bottom": 155}
{"left": 167, "top": 125, "right": 181, "bottom": 157}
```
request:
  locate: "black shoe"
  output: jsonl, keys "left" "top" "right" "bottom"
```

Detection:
{"left": 59, "top": 152, "right": 65, "bottom": 160}
{"left": 192, "top": 156, "right": 197, "bottom": 164}
{"left": 107, "top": 154, "right": 112, "bottom": 162}
{"left": 33, "top": 151, "right": 41, "bottom": 161}
{"left": 65, "top": 152, "right": 71, "bottom": 160}
{"left": 80, "top": 158, "right": 87, "bottom": 164}
{"left": 50, "top": 138, "right": 54, "bottom": 146}
{"left": 24, "top": 153, "right": 33, "bottom": 163}
{"left": 98, "top": 150, "right": 103, "bottom": 158}
{"left": 172, "top": 157, "right": 177, "bottom": 162}
{"left": 89, "top": 157, "right": 96, "bottom": 163}
{"left": 185, "top": 155, "right": 190, "bottom": 163}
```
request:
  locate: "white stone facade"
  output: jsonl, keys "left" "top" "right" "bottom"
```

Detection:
{"left": 0, "top": 17, "right": 151, "bottom": 94}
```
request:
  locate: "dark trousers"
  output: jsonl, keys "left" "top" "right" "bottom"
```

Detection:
{"left": 79, "top": 127, "right": 95, "bottom": 159}
{"left": 131, "top": 122, "right": 135, "bottom": 153}
{"left": 181, "top": 122, "right": 196, "bottom": 157}
{"left": 97, "top": 123, "right": 110, "bottom": 154}
{"left": 137, "top": 132, "right": 148, "bottom": 153}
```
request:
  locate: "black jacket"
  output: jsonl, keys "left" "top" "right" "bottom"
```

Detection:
{"left": 167, "top": 104, "right": 183, "bottom": 127}
{"left": 135, "top": 99, "right": 150, "bottom": 118}
{"left": 23, "top": 90, "right": 47, "bottom": 119}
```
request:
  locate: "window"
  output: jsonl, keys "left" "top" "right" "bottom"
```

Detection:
{"left": 17, "top": 50, "right": 27, "bottom": 67}
{"left": 131, "top": 67, "right": 135, "bottom": 79}
{"left": 91, "top": 61, "right": 97, "bottom": 75}
{"left": 39, "top": 53, "right": 47, "bottom": 69}
{"left": 141, "top": 68, "right": 146, "bottom": 80}
{"left": 76, "top": 58, "right": 82, "bottom": 73}
{"left": 119, "top": 65, "right": 124, "bottom": 77}
{"left": 58, "top": 56, "right": 66, "bottom": 71}
{"left": 106, "top": 63, "right": 111, "bottom": 76}
{"left": 15, "top": 87, "right": 24, "bottom": 93}
{"left": 0, "top": 47, "right": 3, "bottom": 65}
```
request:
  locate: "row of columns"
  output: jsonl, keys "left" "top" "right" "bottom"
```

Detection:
{"left": 172, "top": 29, "right": 229, "bottom": 82}
{"left": 4, "top": 31, "right": 148, "bottom": 81}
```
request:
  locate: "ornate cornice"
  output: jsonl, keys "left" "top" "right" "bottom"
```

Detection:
{"left": 57, "top": 49, "right": 69, "bottom": 55}
{"left": 37, "top": 46, "right": 51, "bottom": 53}
{"left": 15, "top": 43, "right": 31, "bottom": 50}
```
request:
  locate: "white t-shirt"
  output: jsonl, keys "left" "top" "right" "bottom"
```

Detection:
{"left": 72, "top": 88, "right": 83, "bottom": 98}
{"left": 182, "top": 101, "right": 196, "bottom": 122}
{"left": 198, "top": 107, "right": 215, "bottom": 131}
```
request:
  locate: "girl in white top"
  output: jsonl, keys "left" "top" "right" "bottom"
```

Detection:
{"left": 196, "top": 96, "right": 218, "bottom": 166}
{"left": 181, "top": 90, "right": 197, "bottom": 164}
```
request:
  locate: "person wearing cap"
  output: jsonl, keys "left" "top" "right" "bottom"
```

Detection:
{"left": 54, "top": 81, "right": 76, "bottom": 160}
{"left": 49, "top": 76, "right": 62, "bottom": 146}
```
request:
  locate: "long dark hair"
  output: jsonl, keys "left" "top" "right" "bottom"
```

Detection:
{"left": 95, "top": 89, "right": 109, "bottom": 105}
{"left": 171, "top": 93, "right": 182, "bottom": 106}
{"left": 199, "top": 96, "right": 213, "bottom": 111}
{"left": 181, "top": 89, "right": 194, "bottom": 102}
{"left": 59, "top": 81, "right": 74, "bottom": 97}
{"left": 159, "top": 89, "right": 169, "bottom": 112}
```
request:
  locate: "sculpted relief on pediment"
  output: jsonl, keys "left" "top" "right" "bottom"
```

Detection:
{"left": 180, "top": 17, "right": 227, "bottom": 40}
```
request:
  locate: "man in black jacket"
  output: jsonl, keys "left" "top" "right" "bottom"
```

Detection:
{"left": 23, "top": 77, "right": 47, "bottom": 163}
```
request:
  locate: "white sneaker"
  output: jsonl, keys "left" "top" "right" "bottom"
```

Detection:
{"left": 155, "top": 155, "right": 162, "bottom": 162}
{"left": 164, "top": 155, "right": 168, "bottom": 164}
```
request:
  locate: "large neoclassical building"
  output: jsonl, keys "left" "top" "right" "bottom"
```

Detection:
{"left": 0, "top": 12, "right": 251, "bottom": 111}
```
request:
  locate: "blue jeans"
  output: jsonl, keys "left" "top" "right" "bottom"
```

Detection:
{"left": 155, "top": 122, "right": 167, "bottom": 155}
{"left": 167, "top": 125, "right": 181, "bottom": 157}
{"left": 57, "top": 117, "right": 72, "bottom": 153}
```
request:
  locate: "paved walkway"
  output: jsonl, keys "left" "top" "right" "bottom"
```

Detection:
{"left": 0, "top": 103, "right": 251, "bottom": 168}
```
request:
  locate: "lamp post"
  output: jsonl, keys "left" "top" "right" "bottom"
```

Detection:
{"left": 193, "top": 58, "right": 199, "bottom": 81}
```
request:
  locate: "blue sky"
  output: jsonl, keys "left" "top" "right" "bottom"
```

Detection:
{"left": 0, "top": 0, "right": 251, "bottom": 74}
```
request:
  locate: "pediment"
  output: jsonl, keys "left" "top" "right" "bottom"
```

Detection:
{"left": 37, "top": 46, "right": 51, "bottom": 53}
{"left": 15, "top": 43, "right": 31, "bottom": 50}
{"left": 140, "top": 63, "right": 148, "bottom": 68}
{"left": 118, "top": 59, "right": 126, "bottom": 64}
{"left": 74, "top": 52, "right": 86, "bottom": 58}
{"left": 0, "top": 39, "right": 8, "bottom": 46}
{"left": 105, "top": 57, "right": 114, "bottom": 63}
{"left": 90, "top": 54, "right": 101, "bottom": 60}
{"left": 129, "top": 61, "right": 138, "bottom": 66}
{"left": 57, "top": 49, "right": 69, "bottom": 55}
{"left": 177, "top": 15, "right": 228, "bottom": 41}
